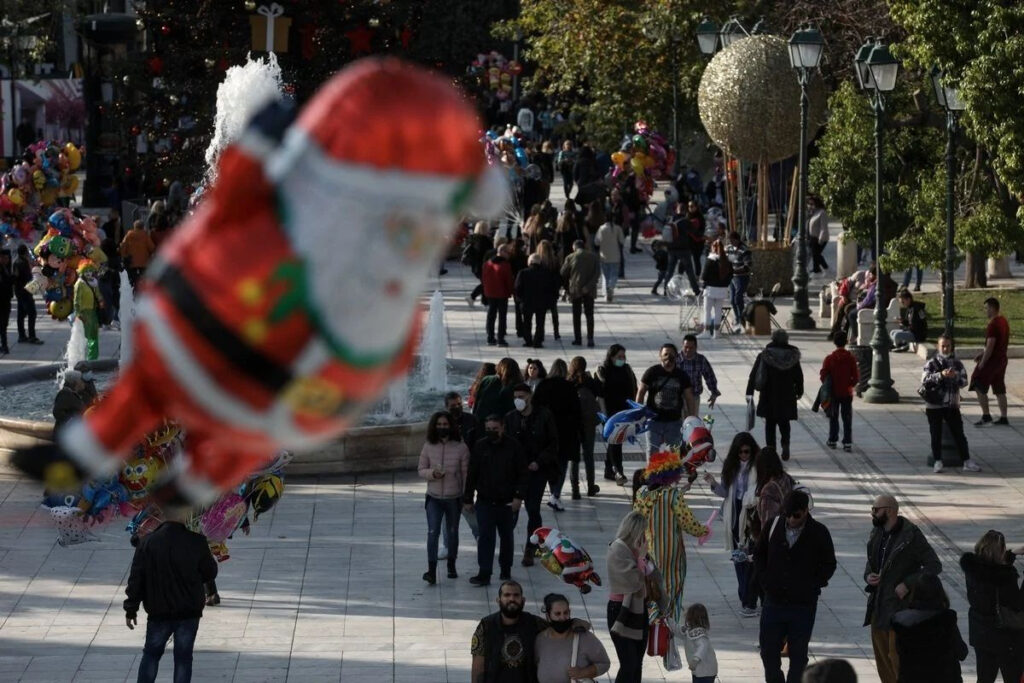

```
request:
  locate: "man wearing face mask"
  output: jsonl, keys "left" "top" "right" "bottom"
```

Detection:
{"left": 636, "top": 343, "right": 697, "bottom": 458}
{"left": 504, "top": 383, "right": 559, "bottom": 566}
{"left": 470, "top": 580, "right": 548, "bottom": 683}
{"left": 863, "top": 494, "right": 941, "bottom": 683}
{"left": 464, "top": 417, "right": 528, "bottom": 586}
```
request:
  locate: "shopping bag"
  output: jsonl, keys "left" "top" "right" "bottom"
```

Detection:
{"left": 647, "top": 618, "right": 671, "bottom": 657}
{"left": 663, "top": 619, "right": 684, "bottom": 671}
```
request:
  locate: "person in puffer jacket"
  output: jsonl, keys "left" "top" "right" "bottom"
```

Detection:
{"left": 890, "top": 574, "right": 967, "bottom": 683}
{"left": 683, "top": 603, "right": 718, "bottom": 683}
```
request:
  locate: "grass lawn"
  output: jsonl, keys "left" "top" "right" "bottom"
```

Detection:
{"left": 916, "top": 289, "right": 1023, "bottom": 347}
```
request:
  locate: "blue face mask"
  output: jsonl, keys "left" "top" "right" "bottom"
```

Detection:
{"left": 614, "top": 359, "right": 625, "bottom": 368}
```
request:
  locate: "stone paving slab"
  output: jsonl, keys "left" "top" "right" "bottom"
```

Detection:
{"left": 0, "top": 192, "right": 1022, "bottom": 680}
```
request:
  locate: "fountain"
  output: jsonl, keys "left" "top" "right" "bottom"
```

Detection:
{"left": 58, "top": 318, "right": 88, "bottom": 385}
{"left": 422, "top": 290, "right": 448, "bottom": 392}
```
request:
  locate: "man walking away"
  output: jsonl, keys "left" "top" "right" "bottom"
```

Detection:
{"left": 863, "top": 494, "right": 942, "bottom": 683}
{"left": 482, "top": 244, "right": 515, "bottom": 348}
{"left": 560, "top": 240, "right": 600, "bottom": 348}
{"left": 746, "top": 329, "right": 803, "bottom": 461}
{"left": 807, "top": 196, "right": 829, "bottom": 273}
{"left": 971, "top": 297, "right": 1010, "bottom": 426}
{"left": 124, "top": 505, "right": 218, "bottom": 683}
{"left": 13, "top": 244, "right": 41, "bottom": 345}
{"left": 819, "top": 331, "right": 859, "bottom": 451}
{"left": 755, "top": 490, "right": 837, "bottom": 683}
{"left": 514, "top": 254, "right": 559, "bottom": 348}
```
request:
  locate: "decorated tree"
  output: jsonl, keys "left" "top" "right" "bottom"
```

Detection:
{"left": 109, "top": 0, "right": 517, "bottom": 194}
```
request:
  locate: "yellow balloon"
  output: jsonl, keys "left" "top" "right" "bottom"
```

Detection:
{"left": 7, "top": 188, "right": 24, "bottom": 206}
{"left": 630, "top": 157, "right": 645, "bottom": 176}
{"left": 611, "top": 151, "right": 627, "bottom": 168}
{"left": 33, "top": 170, "right": 45, "bottom": 190}
{"left": 61, "top": 175, "right": 79, "bottom": 193}
{"left": 40, "top": 187, "right": 58, "bottom": 206}
{"left": 64, "top": 143, "right": 81, "bottom": 172}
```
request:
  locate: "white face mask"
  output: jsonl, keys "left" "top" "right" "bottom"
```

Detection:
{"left": 514, "top": 398, "right": 527, "bottom": 412}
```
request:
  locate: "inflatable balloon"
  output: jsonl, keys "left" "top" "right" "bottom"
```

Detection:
{"left": 681, "top": 415, "right": 716, "bottom": 474}
{"left": 611, "top": 151, "right": 627, "bottom": 168}
{"left": 48, "top": 299, "right": 72, "bottom": 320}
{"left": 247, "top": 473, "right": 283, "bottom": 520}
{"left": 7, "top": 188, "right": 24, "bottom": 206}
{"left": 64, "top": 142, "right": 82, "bottom": 171}
{"left": 598, "top": 399, "right": 656, "bottom": 445}
{"left": 13, "top": 58, "right": 508, "bottom": 507}
{"left": 530, "top": 527, "right": 602, "bottom": 593}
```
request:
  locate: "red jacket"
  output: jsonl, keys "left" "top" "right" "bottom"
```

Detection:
{"left": 821, "top": 348, "right": 859, "bottom": 398}
{"left": 482, "top": 256, "right": 514, "bottom": 299}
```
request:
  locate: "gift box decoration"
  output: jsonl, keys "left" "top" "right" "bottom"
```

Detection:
{"left": 249, "top": 3, "right": 291, "bottom": 53}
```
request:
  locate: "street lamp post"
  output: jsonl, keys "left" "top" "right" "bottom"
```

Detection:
{"left": 646, "top": 21, "right": 686, "bottom": 177}
{"left": 929, "top": 67, "right": 966, "bottom": 342}
{"left": 855, "top": 38, "right": 900, "bottom": 403}
{"left": 787, "top": 25, "right": 824, "bottom": 330}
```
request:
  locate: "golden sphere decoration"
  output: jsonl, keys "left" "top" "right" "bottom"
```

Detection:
{"left": 698, "top": 35, "right": 828, "bottom": 163}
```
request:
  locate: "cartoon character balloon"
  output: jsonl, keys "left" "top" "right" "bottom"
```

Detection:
{"left": 530, "top": 527, "right": 602, "bottom": 593}
{"left": 14, "top": 58, "right": 508, "bottom": 506}
{"left": 681, "top": 415, "right": 716, "bottom": 475}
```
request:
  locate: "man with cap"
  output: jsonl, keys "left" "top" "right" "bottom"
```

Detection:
{"left": 746, "top": 329, "right": 803, "bottom": 461}
{"left": 755, "top": 489, "right": 837, "bottom": 683}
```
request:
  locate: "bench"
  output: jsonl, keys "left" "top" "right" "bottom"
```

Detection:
{"left": 856, "top": 296, "right": 901, "bottom": 347}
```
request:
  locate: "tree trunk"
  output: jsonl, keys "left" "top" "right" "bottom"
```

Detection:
{"left": 964, "top": 252, "right": 988, "bottom": 288}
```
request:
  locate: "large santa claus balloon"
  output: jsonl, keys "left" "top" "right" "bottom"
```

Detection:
{"left": 15, "top": 58, "right": 507, "bottom": 504}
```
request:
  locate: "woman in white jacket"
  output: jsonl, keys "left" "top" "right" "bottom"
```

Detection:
{"left": 703, "top": 431, "right": 760, "bottom": 616}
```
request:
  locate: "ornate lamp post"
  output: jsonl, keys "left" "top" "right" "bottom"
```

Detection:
{"left": 929, "top": 66, "right": 966, "bottom": 342}
{"left": 645, "top": 21, "right": 685, "bottom": 177}
{"left": 787, "top": 25, "right": 824, "bottom": 330}
{"left": 696, "top": 17, "right": 719, "bottom": 56}
{"left": 855, "top": 39, "right": 900, "bottom": 403}
{"left": 718, "top": 17, "right": 747, "bottom": 50}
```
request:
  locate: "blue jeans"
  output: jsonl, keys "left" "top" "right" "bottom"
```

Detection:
{"left": 730, "top": 275, "right": 749, "bottom": 324}
{"left": 137, "top": 617, "right": 199, "bottom": 683}
{"left": 732, "top": 499, "right": 758, "bottom": 609}
{"left": 646, "top": 419, "right": 682, "bottom": 458}
{"left": 475, "top": 501, "right": 516, "bottom": 577}
{"left": 601, "top": 261, "right": 620, "bottom": 293}
{"left": 828, "top": 396, "right": 853, "bottom": 445}
{"left": 890, "top": 329, "right": 916, "bottom": 346}
{"left": 425, "top": 495, "right": 460, "bottom": 565}
{"left": 902, "top": 266, "right": 923, "bottom": 289}
{"left": 759, "top": 603, "right": 817, "bottom": 683}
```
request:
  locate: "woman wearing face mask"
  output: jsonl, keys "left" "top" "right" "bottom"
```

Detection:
{"left": 417, "top": 411, "right": 470, "bottom": 585}
{"left": 703, "top": 432, "right": 760, "bottom": 617}
{"left": 596, "top": 344, "right": 637, "bottom": 485}
{"left": 535, "top": 593, "right": 610, "bottom": 683}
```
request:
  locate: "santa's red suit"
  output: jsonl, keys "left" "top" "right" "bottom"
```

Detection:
{"left": 20, "top": 59, "right": 507, "bottom": 504}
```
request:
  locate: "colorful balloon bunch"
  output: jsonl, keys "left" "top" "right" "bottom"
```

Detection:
{"left": 467, "top": 51, "right": 522, "bottom": 101}
{"left": 42, "top": 420, "right": 185, "bottom": 546}
{"left": 25, "top": 207, "right": 103, "bottom": 320}
{"left": 0, "top": 141, "right": 83, "bottom": 241}
{"left": 610, "top": 121, "right": 676, "bottom": 201}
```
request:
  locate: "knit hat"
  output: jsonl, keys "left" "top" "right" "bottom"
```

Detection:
{"left": 645, "top": 447, "right": 685, "bottom": 488}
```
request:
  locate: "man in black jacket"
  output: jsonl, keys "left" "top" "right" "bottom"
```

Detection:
{"left": 464, "top": 416, "right": 528, "bottom": 586}
{"left": 0, "top": 249, "right": 13, "bottom": 354}
{"left": 124, "top": 506, "right": 218, "bottom": 683}
{"left": 504, "top": 383, "right": 559, "bottom": 567}
{"left": 755, "top": 489, "right": 837, "bottom": 683}
{"left": 514, "top": 254, "right": 560, "bottom": 348}
{"left": 13, "top": 244, "right": 41, "bottom": 345}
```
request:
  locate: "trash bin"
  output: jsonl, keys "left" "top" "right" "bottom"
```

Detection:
{"left": 850, "top": 345, "right": 872, "bottom": 397}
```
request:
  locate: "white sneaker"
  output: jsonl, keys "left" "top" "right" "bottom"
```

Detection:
{"left": 963, "top": 460, "right": 981, "bottom": 472}
{"left": 740, "top": 606, "right": 758, "bottom": 618}
{"left": 438, "top": 546, "right": 449, "bottom": 560}
{"left": 546, "top": 497, "right": 565, "bottom": 512}
{"left": 933, "top": 461, "right": 944, "bottom": 473}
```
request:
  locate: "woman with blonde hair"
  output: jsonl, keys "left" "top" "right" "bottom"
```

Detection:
{"left": 606, "top": 510, "right": 660, "bottom": 683}
{"left": 534, "top": 239, "right": 562, "bottom": 340}
{"left": 961, "top": 529, "right": 1024, "bottom": 682}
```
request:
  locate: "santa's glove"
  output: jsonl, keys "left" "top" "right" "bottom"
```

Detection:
{"left": 11, "top": 442, "right": 86, "bottom": 495}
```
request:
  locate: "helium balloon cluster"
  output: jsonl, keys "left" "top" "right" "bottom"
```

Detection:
{"left": 610, "top": 121, "right": 676, "bottom": 202}
{"left": 43, "top": 420, "right": 186, "bottom": 546}
{"left": 0, "top": 141, "right": 83, "bottom": 241}
{"left": 529, "top": 527, "right": 602, "bottom": 594}
{"left": 467, "top": 51, "right": 522, "bottom": 101}
{"left": 25, "top": 207, "right": 103, "bottom": 320}
{"left": 481, "top": 126, "right": 529, "bottom": 170}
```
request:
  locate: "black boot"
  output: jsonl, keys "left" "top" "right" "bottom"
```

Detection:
{"left": 521, "top": 543, "right": 536, "bottom": 567}
{"left": 447, "top": 558, "right": 458, "bottom": 579}
{"left": 423, "top": 562, "right": 437, "bottom": 585}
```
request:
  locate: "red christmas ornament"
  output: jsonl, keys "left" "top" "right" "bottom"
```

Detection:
{"left": 147, "top": 55, "right": 164, "bottom": 75}
{"left": 400, "top": 26, "right": 413, "bottom": 50}
{"left": 160, "top": 24, "right": 171, "bottom": 36}
{"left": 345, "top": 25, "right": 374, "bottom": 56}
{"left": 130, "top": 124, "right": 142, "bottom": 136}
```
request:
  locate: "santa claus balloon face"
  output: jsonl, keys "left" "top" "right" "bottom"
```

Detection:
{"left": 274, "top": 133, "right": 460, "bottom": 360}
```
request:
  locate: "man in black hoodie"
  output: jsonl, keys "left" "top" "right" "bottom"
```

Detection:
{"left": 746, "top": 329, "right": 803, "bottom": 460}
{"left": 755, "top": 489, "right": 837, "bottom": 683}
{"left": 124, "top": 506, "right": 218, "bottom": 683}
{"left": 514, "top": 254, "right": 560, "bottom": 348}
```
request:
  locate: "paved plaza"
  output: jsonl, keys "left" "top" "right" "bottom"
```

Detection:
{"left": 0, "top": 227, "right": 1022, "bottom": 681}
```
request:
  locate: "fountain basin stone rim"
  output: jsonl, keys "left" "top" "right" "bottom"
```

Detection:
{"left": 0, "top": 357, "right": 483, "bottom": 476}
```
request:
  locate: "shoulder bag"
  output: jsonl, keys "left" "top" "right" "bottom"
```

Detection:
{"left": 570, "top": 632, "right": 596, "bottom": 683}
{"left": 995, "top": 587, "right": 1024, "bottom": 630}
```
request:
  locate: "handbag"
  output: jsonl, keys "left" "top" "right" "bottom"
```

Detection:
{"left": 647, "top": 617, "right": 671, "bottom": 657}
{"left": 570, "top": 633, "right": 596, "bottom": 683}
{"left": 917, "top": 380, "right": 944, "bottom": 406}
{"left": 995, "top": 587, "right": 1024, "bottom": 630}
